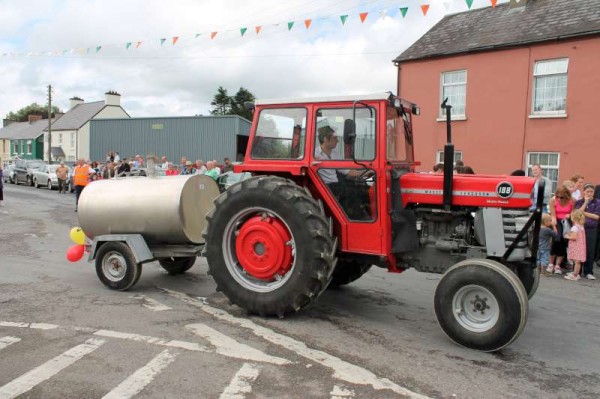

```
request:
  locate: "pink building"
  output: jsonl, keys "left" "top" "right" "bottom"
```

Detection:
{"left": 394, "top": 0, "right": 600, "bottom": 192}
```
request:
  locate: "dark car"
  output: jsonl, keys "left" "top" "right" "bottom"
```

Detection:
{"left": 14, "top": 159, "right": 45, "bottom": 186}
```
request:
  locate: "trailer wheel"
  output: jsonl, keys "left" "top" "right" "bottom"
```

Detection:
{"left": 329, "top": 259, "right": 372, "bottom": 288}
{"left": 95, "top": 242, "right": 142, "bottom": 291}
{"left": 159, "top": 256, "right": 196, "bottom": 275}
{"left": 205, "top": 176, "right": 335, "bottom": 317}
{"left": 434, "top": 258, "right": 528, "bottom": 352}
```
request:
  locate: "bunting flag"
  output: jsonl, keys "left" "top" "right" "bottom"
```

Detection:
{"left": 135, "top": 41, "right": 142, "bottom": 48}
{"left": 62, "top": 49, "right": 68, "bottom": 55}
{"left": 195, "top": 33, "right": 201, "bottom": 38}
{"left": 172, "top": 36, "right": 179, "bottom": 45}
{"left": 255, "top": 26, "right": 262, "bottom": 34}
{"left": 95, "top": 46, "right": 102, "bottom": 53}
{"left": 491, "top": 0, "right": 498, "bottom": 7}
{"left": 379, "top": 10, "right": 388, "bottom": 18}
{"left": 304, "top": 19, "right": 312, "bottom": 29}
{"left": 240, "top": 27, "right": 247, "bottom": 36}
{"left": 77, "top": 48, "right": 85, "bottom": 55}
{"left": 421, "top": 4, "right": 430, "bottom": 15}
{"left": 340, "top": 15, "right": 348, "bottom": 25}
{"left": 160, "top": 38, "right": 166, "bottom": 46}
{"left": 287, "top": 21, "right": 294, "bottom": 31}
{"left": 359, "top": 12, "right": 368, "bottom": 23}
{"left": 399, "top": 7, "right": 408, "bottom": 18}
{"left": 466, "top": 0, "right": 474, "bottom": 9}
{"left": 210, "top": 31, "right": 218, "bottom": 40}
{"left": 125, "top": 42, "right": 132, "bottom": 49}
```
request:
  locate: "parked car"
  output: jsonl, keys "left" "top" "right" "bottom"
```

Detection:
{"left": 31, "top": 164, "right": 72, "bottom": 190}
{"left": 217, "top": 171, "right": 252, "bottom": 193}
{"left": 13, "top": 159, "right": 45, "bottom": 186}
{"left": 3, "top": 164, "right": 16, "bottom": 184}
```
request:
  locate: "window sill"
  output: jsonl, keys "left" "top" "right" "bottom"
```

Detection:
{"left": 529, "top": 113, "right": 567, "bottom": 119}
{"left": 437, "top": 116, "right": 467, "bottom": 122}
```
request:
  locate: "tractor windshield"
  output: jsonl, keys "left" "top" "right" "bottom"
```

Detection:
{"left": 386, "top": 105, "right": 414, "bottom": 162}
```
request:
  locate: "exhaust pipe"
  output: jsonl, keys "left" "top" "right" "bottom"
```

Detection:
{"left": 441, "top": 99, "right": 453, "bottom": 209}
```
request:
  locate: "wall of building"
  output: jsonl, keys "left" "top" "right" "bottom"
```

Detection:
{"left": 11, "top": 137, "right": 43, "bottom": 160}
{"left": 89, "top": 116, "right": 251, "bottom": 163}
{"left": 397, "top": 36, "right": 600, "bottom": 185}
{"left": 0, "top": 139, "right": 10, "bottom": 163}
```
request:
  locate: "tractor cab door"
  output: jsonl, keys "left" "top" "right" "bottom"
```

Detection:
{"left": 308, "top": 105, "right": 384, "bottom": 255}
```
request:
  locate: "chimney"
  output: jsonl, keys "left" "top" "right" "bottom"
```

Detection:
{"left": 510, "top": 0, "right": 528, "bottom": 9}
{"left": 105, "top": 90, "right": 121, "bottom": 106}
{"left": 28, "top": 114, "right": 43, "bottom": 124}
{"left": 69, "top": 96, "right": 84, "bottom": 109}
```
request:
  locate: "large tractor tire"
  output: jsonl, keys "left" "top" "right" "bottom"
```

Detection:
{"left": 204, "top": 176, "right": 336, "bottom": 317}
{"left": 434, "top": 258, "right": 528, "bottom": 352}
{"left": 159, "top": 256, "right": 196, "bottom": 275}
{"left": 329, "top": 259, "right": 372, "bottom": 288}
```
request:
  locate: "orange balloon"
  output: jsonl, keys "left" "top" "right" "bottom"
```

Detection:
{"left": 66, "top": 244, "right": 85, "bottom": 262}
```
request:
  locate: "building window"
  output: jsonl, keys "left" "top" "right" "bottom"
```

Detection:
{"left": 26, "top": 141, "right": 32, "bottom": 154}
{"left": 436, "top": 150, "right": 463, "bottom": 165}
{"left": 440, "top": 70, "right": 467, "bottom": 117}
{"left": 13, "top": 141, "right": 19, "bottom": 154}
{"left": 58, "top": 133, "right": 63, "bottom": 145}
{"left": 70, "top": 132, "right": 75, "bottom": 148}
{"left": 532, "top": 58, "right": 568, "bottom": 115}
{"left": 527, "top": 152, "right": 560, "bottom": 193}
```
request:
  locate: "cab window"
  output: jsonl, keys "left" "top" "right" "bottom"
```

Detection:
{"left": 251, "top": 108, "right": 307, "bottom": 160}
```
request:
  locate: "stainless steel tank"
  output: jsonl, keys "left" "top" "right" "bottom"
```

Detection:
{"left": 78, "top": 175, "right": 220, "bottom": 244}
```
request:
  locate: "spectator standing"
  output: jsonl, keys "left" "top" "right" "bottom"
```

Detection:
{"left": 205, "top": 161, "right": 220, "bottom": 180}
{"left": 530, "top": 164, "right": 552, "bottom": 213}
{"left": 221, "top": 157, "right": 233, "bottom": 173}
{"left": 102, "top": 162, "right": 116, "bottom": 179}
{"left": 116, "top": 159, "right": 131, "bottom": 176}
{"left": 194, "top": 160, "right": 207, "bottom": 175}
{"left": 564, "top": 210, "right": 586, "bottom": 281}
{"left": 181, "top": 161, "right": 196, "bottom": 175}
{"left": 433, "top": 163, "right": 444, "bottom": 174}
{"left": 165, "top": 163, "right": 179, "bottom": 176}
{"left": 571, "top": 174, "right": 585, "bottom": 201}
{"left": 575, "top": 183, "right": 600, "bottom": 280}
{"left": 0, "top": 163, "right": 4, "bottom": 205}
{"left": 180, "top": 157, "right": 188, "bottom": 169}
{"left": 160, "top": 156, "right": 169, "bottom": 169}
{"left": 539, "top": 214, "right": 558, "bottom": 275}
{"left": 547, "top": 185, "right": 574, "bottom": 274}
{"left": 114, "top": 152, "right": 120, "bottom": 162}
{"left": 73, "top": 159, "right": 91, "bottom": 212}
{"left": 213, "top": 159, "right": 221, "bottom": 175}
{"left": 55, "top": 161, "right": 69, "bottom": 194}
{"left": 510, "top": 169, "right": 526, "bottom": 176}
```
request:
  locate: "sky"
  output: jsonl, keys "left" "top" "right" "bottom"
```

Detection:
{"left": 0, "top": 0, "right": 504, "bottom": 119}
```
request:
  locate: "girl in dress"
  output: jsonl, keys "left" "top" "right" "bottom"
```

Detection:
{"left": 564, "top": 209, "right": 586, "bottom": 281}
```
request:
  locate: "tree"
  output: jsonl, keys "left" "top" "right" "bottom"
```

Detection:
{"left": 209, "top": 86, "right": 256, "bottom": 121}
{"left": 5, "top": 103, "right": 61, "bottom": 122}
{"left": 210, "top": 86, "right": 232, "bottom": 116}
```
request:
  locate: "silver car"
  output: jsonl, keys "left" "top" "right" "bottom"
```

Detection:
{"left": 32, "top": 164, "right": 71, "bottom": 190}
{"left": 2, "top": 164, "right": 15, "bottom": 184}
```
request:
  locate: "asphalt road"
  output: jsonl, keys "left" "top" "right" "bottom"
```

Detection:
{"left": 0, "top": 183, "right": 599, "bottom": 399}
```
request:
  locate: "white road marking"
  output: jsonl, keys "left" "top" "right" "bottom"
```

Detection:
{"left": 187, "top": 323, "right": 291, "bottom": 365}
{"left": 330, "top": 384, "right": 356, "bottom": 398}
{"left": 219, "top": 363, "right": 261, "bottom": 399}
{"left": 102, "top": 349, "right": 177, "bottom": 399}
{"left": 0, "top": 336, "right": 21, "bottom": 350}
{"left": 131, "top": 295, "right": 172, "bottom": 311}
{"left": 0, "top": 338, "right": 105, "bottom": 399}
{"left": 0, "top": 321, "right": 58, "bottom": 330}
{"left": 162, "top": 288, "right": 430, "bottom": 399}
{"left": 94, "top": 329, "right": 208, "bottom": 352}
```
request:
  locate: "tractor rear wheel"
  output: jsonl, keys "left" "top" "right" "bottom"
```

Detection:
{"left": 329, "top": 259, "right": 372, "bottom": 288}
{"left": 159, "top": 256, "right": 196, "bottom": 275}
{"left": 434, "top": 258, "right": 528, "bottom": 352}
{"left": 205, "top": 176, "right": 336, "bottom": 317}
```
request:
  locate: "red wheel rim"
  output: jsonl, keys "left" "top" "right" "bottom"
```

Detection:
{"left": 235, "top": 215, "right": 293, "bottom": 280}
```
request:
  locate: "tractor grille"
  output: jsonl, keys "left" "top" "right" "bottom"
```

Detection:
{"left": 502, "top": 208, "right": 531, "bottom": 259}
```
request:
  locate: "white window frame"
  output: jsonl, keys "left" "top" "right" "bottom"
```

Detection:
{"left": 70, "top": 132, "right": 75, "bottom": 148}
{"left": 532, "top": 58, "right": 568, "bottom": 116}
{"left": 26, "top": 140, "right": 32, "bottom": 154}
{"left": 436, "top": 150, "right": 463, "bottom": 165}
{"left": 58, "top": 133, "right": 63, "bottom": 145}
{"left": 13, "top": 141, "right": 19, "bottom": 154}
{"left": 527, "top": 152, "right": 560, "bottom": 193}
{"left": 439, "top": 70, "right": 467, "bottom": 119}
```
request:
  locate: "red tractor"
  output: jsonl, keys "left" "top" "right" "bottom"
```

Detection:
{"left": 204, "top": 93, "right": 544, "bottom": 352}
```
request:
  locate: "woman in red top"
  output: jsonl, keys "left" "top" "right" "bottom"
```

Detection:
{"left": 547, "top": 185, "right": 574, "bottom": 274}
{"left": 165, "top": 163, "right": 179, "bottom": 176}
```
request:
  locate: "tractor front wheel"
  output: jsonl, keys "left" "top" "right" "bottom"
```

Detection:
{"left": 329, "top": 259, "right": 372, "bottom": 288}
{"left": 434, "top": 258, "right": 528, "bottom": 352}
{"left": 205, "top": 176, "right": 336, "bottom": 317}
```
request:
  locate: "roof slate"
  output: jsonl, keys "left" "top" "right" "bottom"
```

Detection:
{"left": 394, "top": 0, "right": 600, "bottom": 63}
{"left": 48, "top": 101, "right": 105, "bottom": 131}
{"left": 0, "top": 118, "right": 57, "bottom": 140}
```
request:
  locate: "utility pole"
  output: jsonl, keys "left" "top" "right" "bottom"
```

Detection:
{"left": 47, "top": 84, "right": 52, "bottom": 164}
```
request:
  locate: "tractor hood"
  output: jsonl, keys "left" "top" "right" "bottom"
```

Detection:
{"left": 400, "top": 173, "right": 535, "bottom": 209}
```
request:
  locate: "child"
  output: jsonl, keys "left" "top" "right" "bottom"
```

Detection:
{"left": 564, "top": 209, "right": 586, "bottom": 281}
{"left": 539, "top": 214, "right": 557, "bottom": 274}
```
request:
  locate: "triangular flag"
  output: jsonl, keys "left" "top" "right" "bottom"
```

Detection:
{"left": 135, "top": 41, "right": 142, "bottom": 48}
{"left": 340, "top": 15, "right": 348, "bottom": 25}
{"left": 421, "top": 4, "right": 430, "bottom": 16}
{"left": 172, "top": 37, "right": 179, "bottom": 45}
{"left": 211, "top": 32, "right": 217, "bottom": 40}
{"left": 443, "top": 1, "right": 452, "bottom": 11}
{"left": 304, "top": 19, "right": 312, "bottom": 29}
{"left": 490, "top": 0, "right": 498, "bottom": 7}
{"left": 399, "top": 7, "right": 408, "bottom": 18}
{"left": 126, "top": 42, "right": 132, "bottom": 50}
{"left": 195, "top": 33, "right": 201, "bottom": 38}
{"left": 465, "top": 0, "right": 474, "bottom": 9}
{"left": 160, "top": 38, "right": 166, "bottom": 46}
{"left": 287, "top": 21, "right": 294, "bottom": 31}
{"left": 255, "top": 26, "right": 262, "bottom": 34}
{"left": 96, "top": 46, "right": 102, "bottom": 53}
{"left": 240, "top": 27, "right": 247, "bottom": 36}
{"left": 359, "top": 12, "right": 368, "bottom": 23}
{"left": 379, "top": 10, "right": 388, "bottom": 18}
{"left": 62, "top": 49, "right": 68, "bottom": 55}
